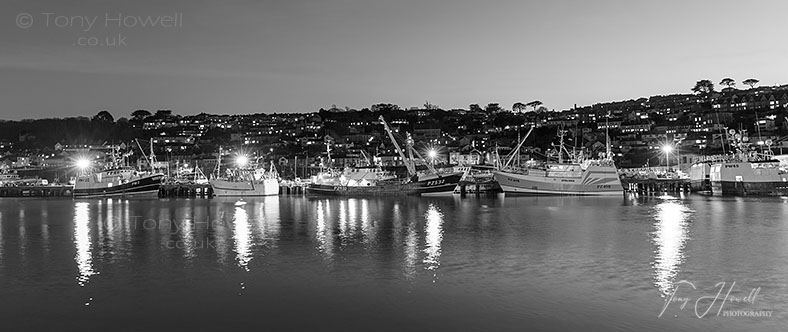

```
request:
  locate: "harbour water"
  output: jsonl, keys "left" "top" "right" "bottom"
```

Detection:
{"left": 0, "top": 194, "right": 786, "bottom": 331}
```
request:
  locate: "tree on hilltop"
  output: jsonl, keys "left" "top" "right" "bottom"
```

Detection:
{"left": 92, "top": 110, "right": 114, "bottom": 123}
{"left": 512, "top": 102, "right": 526, "bottom": 113}
{"left": 526, "top": 100, "right": 543, "bottom": 112}
{"left": 743, "top": 78, "right": 760, "bottom": 89}
{"left": 720, "top": 78, "right": 735, "bottom": 89}
{"left": 131, "top": 110, "right": 151, "bottom": 121}
{"left": 691, "top": 80, "right": 715, "bottom": 95}
{"left": 155, "top": 110, "right": 173, "bottom": 118}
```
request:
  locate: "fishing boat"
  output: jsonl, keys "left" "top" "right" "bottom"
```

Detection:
{"left": 452, "top": 165, "right": 502, "bottom": 195}
{"left": 307, "top": 170, "right": 464, "bottom": 196}
{"left": 689, "top": 158, "right": 721, "bottom": 193}
{"left": 73, "top": 143, "right": 164, "bottom": 198}
{"left": 74, "top": 167, "right": 164, "bottom": 198}
{"left": 492, "top": 128, "right": 624, "bottom": 196}
{"left": 210, "top": 154, "right": 280, "bottom": 197}
{"left": 706, "top": 129, "right": 788, "bottom": 196}
{"left": 0, "top": 171, "right": 20, "bottom": 185}
{"left": 306, "top": 116, "right": 463, "bottom": 196}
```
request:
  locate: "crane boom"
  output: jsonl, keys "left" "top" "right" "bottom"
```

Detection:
{"left": 379, "top": 116, "right": 416, "bottom": 175}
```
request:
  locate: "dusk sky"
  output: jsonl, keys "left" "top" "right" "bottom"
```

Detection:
{"left": 3, "top": 0, "right": 788, "bottom": 120}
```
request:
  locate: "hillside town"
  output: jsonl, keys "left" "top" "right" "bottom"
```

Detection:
{"left": 2, "top": 79, "right": 788, "bottom": 183}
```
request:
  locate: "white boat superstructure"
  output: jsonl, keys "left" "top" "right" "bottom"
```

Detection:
{"left": 492, "top": 128, "right": 624, "bottom": 196}
{"left": 0, "top": 172, "right": 20, "bottom": 185}
{"left": 311, "top": 165, "right": 397, "bottom": 187}
{"left": 705, "top": 129, "right": 788, "bottom": 196}
{"left": 210, "top": 161, "right": 280, "bottom": 197}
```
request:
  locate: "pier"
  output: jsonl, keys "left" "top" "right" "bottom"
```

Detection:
{"left": 280, "top": 182, "right": 307, "bottom": 195}
{"left": 0, "top": 185, "right": 74, "bottom": 197}
{"left": 455, "top": 182, "right": 502, "bottom": 197}
{"left": 622, "top": 178, "right": 691, "bottom": 194}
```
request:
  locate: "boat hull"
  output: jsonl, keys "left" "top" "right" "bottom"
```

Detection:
{"left": 453, "top": 180, "right": 502, "bottom": 195}
{"left": 415, "top": 172, "right": 464, "bottom": 196}
{"left": 74, "top": 174, "right": 164, "bottom": 198}
{"left": 709, "top": 161, "right": 788, "bottom": 196}
{"left": 307, "top": 172, "right": 463, "bottom": 196}
{"left": 492, "top": 166, "right": 624, "bottom": 196}
{"left": 711, "top": 180, "right": 788, "bottom": 196}
{"left": 210, "top": 178, "right": 279, "bottom": 196}
{"left": 688, "top": 163, "right": 712, "bottom": 193}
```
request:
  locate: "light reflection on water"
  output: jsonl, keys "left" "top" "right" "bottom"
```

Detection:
{"left": 651, "top": 196, "right": 692, "bottom": 296}
{"left": 73, "top": 202, "right": 96, "bottom": 286}
{"left": 213, "top": 206, "right": 229, "bottom": 265}
{"left": 0, "top": 211, "right": 3, "bottom": 267}
{"left": 253, "top": 196, "right": 280, "bottom": 254}
{"left": 233, "top": 205, "right": 252, "bottom": 271}
{"left": 18, "top": 207, "right": 25, "bottom": 256}
{"left": 423, "top": 203, "right": 444, "bottom": 281}
{"left": 315, "top": 200, "right": 333, "bottom": 261}
{"left": 2, "top": 196, "right": 788, "bottom": 331}
{"left": 338, "top": 199, "right": 349, "bottom": 244}
{"left": 180, "top": 203, "right": 195, "bottom": 260}
{"left": 40, "top": 202, "right": 49, "bottom": 251}
{"left": 360, "top": 199, "right": 371, "bottom": 243}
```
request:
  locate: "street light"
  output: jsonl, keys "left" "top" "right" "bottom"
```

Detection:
{"left": 236, "top": 155, "right": 249, "bottom": 168}
{"left": 76, "top": 158, "right": 91, "bottom": 170}
{"left": 427, "top": 149, "right": 437, "bottom": 165}
{"left": 661, "top": 145, "right": 673, "bottom": 171}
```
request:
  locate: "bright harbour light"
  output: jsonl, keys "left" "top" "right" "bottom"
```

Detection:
{"left": 427, "top": 149, "right": 438, "bottom": 159}
{"left": 661, "top": 145, "right": 673, "bottom": 153}
{"left": 236, "top": 155, "right": 249, "bottom": 167}
{"left": 76, "top": 158, "right": 91, "bottom": 170}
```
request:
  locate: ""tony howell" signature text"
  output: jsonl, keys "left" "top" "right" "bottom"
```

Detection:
{"left": 16, "top": 12, "right": 183, "bottom": 31}
{"left": 659, "top": 280, "right": 772, "bottom": 319}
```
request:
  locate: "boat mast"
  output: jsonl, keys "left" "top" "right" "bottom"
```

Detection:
{"left": 216, "top": 146, "right": 222, "bottom": 178}
{"left": 558, "top": 129, "right": 565, "bottom": 164}
{"left": 516, "top": 130, "right": 520, "bottom": 167}
{"left": 379, "top": 116, "right": 416, "bottom": 176}
{"left": 150, "top": 140, "right": 156, "bottom": 169}
{"left": 755, "top": 111, "right": 764, "bottom": 153}
{"left": 605, "top": 112, "right": 612, "bottom": 161}
{"left": 135, "top": 139, "right": 154, "bottom": 171}
{"left": 325, "top": 136, "right": 333, "bottom": 167}
{"left": 504, "top": 127, "right": 534, "bottom": 169}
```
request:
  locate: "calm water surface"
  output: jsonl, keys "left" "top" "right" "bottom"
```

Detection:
{"left": 0, "top": 194, "right": 786, "bottom": 331}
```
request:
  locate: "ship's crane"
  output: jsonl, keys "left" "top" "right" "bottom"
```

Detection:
{"left": 359, "top": 149, "right": 372, "bottom": 166}
{"left": 404, "top": 133, "right": 438, "bottom": 175}
{"left": 379, "top": 116, "right": 416, "bottom": 176}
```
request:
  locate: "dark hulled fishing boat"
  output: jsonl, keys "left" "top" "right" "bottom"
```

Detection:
{"left": 306, "top": 116, "right": 464, "bottom": 196}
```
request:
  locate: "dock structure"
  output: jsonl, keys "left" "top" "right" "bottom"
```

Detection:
{"left": 159, "top": 183, "right": 213, "bottom": 198}
{"left": 455, "top": 182, "right": 502, "bottom": 197}
{"left": 280, "top": 182, "right": 307, "bottom": 195}
{"left": 0, "top": 185, "right": 74, "bottom": 197}
{"left": 622, "top": 178, "right": 691, "bottom": 194}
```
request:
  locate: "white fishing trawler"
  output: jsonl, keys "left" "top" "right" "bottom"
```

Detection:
{"left": 210, "top": 153, "right": 280, "bottom": 197}
{"left": 492, "top": 128, "right": 623, "bottom": 196}
{"left": 0, "top": 171, "right": 20, "bottom": 185}
{"left": 705, "top": 129, "right": 788, "bottom": 196}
